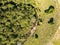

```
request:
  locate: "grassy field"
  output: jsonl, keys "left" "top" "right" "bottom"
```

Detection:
{"left": 0, "top": 0, "right": 60, "bottom": 45}
{"left": 24, "top": 0, "right": 59, "bottom": 45}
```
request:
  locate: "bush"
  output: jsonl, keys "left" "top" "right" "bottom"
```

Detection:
{"left": 44, "top": 5, "right": 54, "bottom": 13}
{"left": 35, "top": 34, "right": 38, "bottom": 38}
{"left": 48, "top": 18, "right": 54, "bottom": 24}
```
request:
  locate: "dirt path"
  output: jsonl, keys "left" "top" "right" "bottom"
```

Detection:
{"left": 45, "top": 26, "right": 60, "bottom": 45}
{"left": 18, "top": 9, "right": 38, "bottom": 45}
{"left": 25, "top": 9, "right": 38, "bottom": 39}
{"left": 52, "top": 26, "right": 60, "bottom": 41}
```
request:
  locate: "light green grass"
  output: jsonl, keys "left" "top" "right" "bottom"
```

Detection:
{"left": 53, "top": 39, "right": 60, "bottom": 45}
{"left": 24, "top": 0, "right": 58, "bottom": 45}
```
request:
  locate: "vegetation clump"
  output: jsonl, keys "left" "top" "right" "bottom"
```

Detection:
{"left": 44, "top": 5, "right": 54, "bottom": 13}
{"left": 0, "top": 1, "right": 36, "bottom": 45}
{"left": 48, "top": 18, "right": 54, "bottom": 24}
{"left": 34, "top": 34, "right": 38, "bottom": 38}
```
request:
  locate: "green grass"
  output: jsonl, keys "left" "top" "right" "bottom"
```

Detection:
{"left": 53, "top": 39, "right": 60, "bottom": 45}
{"left": 24, "top": 0, "right": 58, "bottom": 45}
